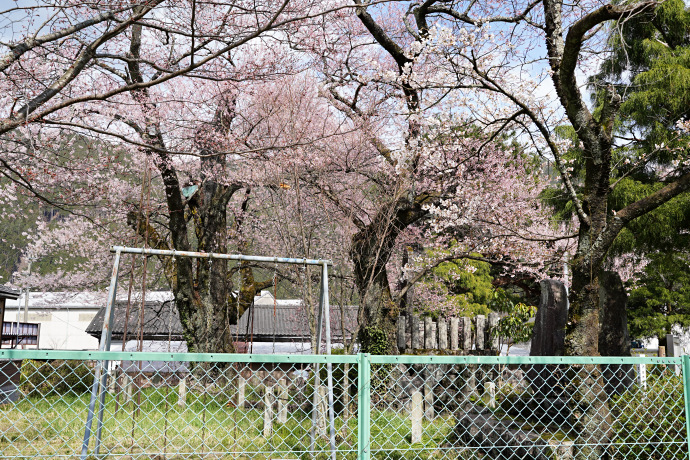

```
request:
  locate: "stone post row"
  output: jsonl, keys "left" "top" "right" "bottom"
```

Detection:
{"left": 397, "top": 313, "right": 498, "bottom": 352}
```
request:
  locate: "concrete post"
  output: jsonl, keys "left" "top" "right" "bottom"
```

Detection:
{"left": 277, "top": 378, "right": 288, "bottom": 423}
{"left": 488, "top": 312, "right": 500, "bottom": 351}
{"left": 475, "top": 315, "right": 486, "bottom": 350}
{"left": 410, "top": 390, "right": 423, "bottom": 444}
{"left": 237, "top": 375, "right": 246, "bottom": 409}
{"left": 461, "top": 317, "right": 472, "bottom": 350}
{"left": 424, "top": 317, "right": 434, "bottom": 349}
{"left": 397, "top": 316, "right": 407, "bottom": 351}
{"left": 177, "top": 377, "right": 187, "bottom": 407}
{"left": 667, "top": 334, "right": 681, "bottom": 375}
{"left": 108, "top": 370, "right": 118, "bottom": 394}
{"left": 424, "top": 383, "right": 434, "bottom": 420}
{"left": 263, "top": 386, "right": 274, "bottom": 437}
{"left": 431, "top": 322, "right": 437, "bottom": 349}
{"left": 437, "top": 319, "right": 448, "bottom": 350}
{"left": 316, "top": 385, "right": 328, "bottom": 437}
{"left": 411, "top": 314, "right": 422, "bottom": 350}
{"left": 449, "top": 317, "right": 459, "bottom": 351}
{"left": 484, "top": 382, "right": 496, "bottom": 409}
{"left": 124, "top": 375, "right": 133, "bottom": 403}
{"left": 465, "top": 365, "right": 477, "bottom": 399}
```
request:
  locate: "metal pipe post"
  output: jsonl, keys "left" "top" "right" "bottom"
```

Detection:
{"left": 81, "top": 249, "right": 122, "bottom": 458}
{"left": 310, "top": 263, "right": 327, "bottom": 454}
{"left": 358, "top": 353, "right": 371, "bottom": 460}
{"left": 94, "top": 251, "right": 124, "bottom": 456}
{"left": 682, "top": 355, "right": 690, "bottom": 460}
{"left": 315, "top": 264, "right": 325, "bottom": 354}
{"left": 322, "top": 263, "right": 336, "bottom": 460}
{"left": 111, "top": 246, "right": 331, "bottom": 266}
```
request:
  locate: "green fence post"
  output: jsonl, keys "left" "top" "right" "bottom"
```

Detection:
{"left": 683, "top": 355, "right": 690, "bottom": 460}
{"left": 358, "top": 353, "right": 371, "bottom": 460}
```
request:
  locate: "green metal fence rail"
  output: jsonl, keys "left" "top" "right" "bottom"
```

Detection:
{"left": 0, "top": 349, "right": 687, "bottom": 459}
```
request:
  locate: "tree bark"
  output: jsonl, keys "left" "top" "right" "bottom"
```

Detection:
{"left": 124, "top": 41, "right": 266, "bottom": 353}
{"left": 541, "top": 1, "right": 659, "bottom": 457}
{"left": 350, "top": 194, "right": 426, "bottom": 353}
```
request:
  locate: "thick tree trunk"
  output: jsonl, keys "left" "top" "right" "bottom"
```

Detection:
{"left": 566, "top": 253, "right": 613, "bottom": 459}
{"left": 124, "top": 26, "right": 241, "bottom": 355}
{"left": 565, "top": 246, "right": 605, "bottom": 357}
{"left": 356, "top": 267, "right": 397, "bottom": 354}
{"left": 179, "top": 177, "right": 235, "bottom": 353}
{"left": 350, "top": 195, "right": 426, "bottom": 354}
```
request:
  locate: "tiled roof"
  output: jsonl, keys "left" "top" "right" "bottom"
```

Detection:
{"left": 4, "top": 291, "right": 172, "bottom": 309}
{"left": 232, "top": 303, "right": 358, "bottom": 343}
{"left": 86, "top": 298, "right": 360, "bottom": 344}
{"left": 0, "top": 285, "right": 20, "bottom": 300}
{"left": 85, "top": 300, "right": 184, "bottom": 341}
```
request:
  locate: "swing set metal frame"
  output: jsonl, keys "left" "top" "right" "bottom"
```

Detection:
{"left": 81, "top": 245, "right": 337, "bottom": 459}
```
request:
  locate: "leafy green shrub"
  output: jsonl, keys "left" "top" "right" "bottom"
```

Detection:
{"left": 359, "top": 326, "right": 389, "bottom": 355}
{"left": 489, "top": 290, "right": 536, "bottom": 355}
{"left": 358, "top": 326, "right": 394, "bottom": 397}
{"left": 20, "top": 359, "right": 95, "bottom": 397}
{"left": 609, "top": 372, "right": 687, "bottom": 459}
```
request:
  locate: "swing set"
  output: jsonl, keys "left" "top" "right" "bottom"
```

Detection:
{"left": 81, "top": 245, "right": 337, "bottom": 459}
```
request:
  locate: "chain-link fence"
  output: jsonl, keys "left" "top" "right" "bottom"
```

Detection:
{"left": 0, "top": 350, "right": 687, "bottom": 459}
{"left": 366, "top": 355, "right": 688, "bottom": 460}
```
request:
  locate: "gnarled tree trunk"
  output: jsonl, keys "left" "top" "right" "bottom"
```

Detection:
{"left": 125, "top": 28, "right": 270, "bottom": 353}
{"left": 540, "top": 0, "right": 683, "bottom": 457}
{"left": 350, "top": 195, "right": 426, "bottom": 353}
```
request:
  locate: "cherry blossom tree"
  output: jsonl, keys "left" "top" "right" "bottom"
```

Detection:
{"left": 295, "top": 0, "right": 569, "bottom": 353}
{"left": 338, "top": 0, "right": 690, "bottom": 456}
{"left": 356, "top": 0, "right": 690, "bottom": 353}
{"left": 0, "top": 0, "right": 365, "bottom": 353}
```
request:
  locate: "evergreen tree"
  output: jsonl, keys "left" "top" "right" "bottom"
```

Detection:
{"left": 541, "top": 1, "right": 690, "bottom": 339}
{"left": 627, "top": 252, "right": 690, "bottom": 339}
{"left": 592, "top": 0, "right": 690, "bottom": 337}
{"left": 595, "top": 0, "right": 690, "bottom": 157}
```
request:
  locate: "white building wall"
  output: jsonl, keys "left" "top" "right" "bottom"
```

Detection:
{"left": 4, "top": 291, "right": 172, "bottom": 351}
{"left": 5, "top": 302, "right": 100, "bottom": 350}
{"left": 4, "top": 290, "right": 306, "bottom": 351}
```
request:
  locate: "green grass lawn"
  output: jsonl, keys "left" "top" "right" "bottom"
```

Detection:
{"left": 0, "top": 387, "right": 457, "bottom": 459}
{"left": 6, "top": 381, "right": 679, "bottom": 459}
